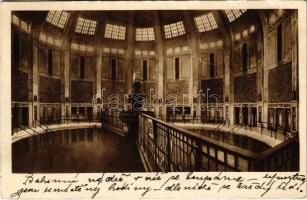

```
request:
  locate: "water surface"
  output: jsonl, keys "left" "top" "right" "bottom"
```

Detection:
{"left": 12, "top": 128, "right": 145, "bottom": 173}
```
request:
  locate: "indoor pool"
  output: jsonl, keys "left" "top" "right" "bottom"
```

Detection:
{"left": 12, "top": 128, "right": 145, "bottom": 173}
{"left": 190, "top": 129, "right": 270, "bottom": 153}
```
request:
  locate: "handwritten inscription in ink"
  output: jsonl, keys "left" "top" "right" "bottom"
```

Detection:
{"left": 10, "top": 172, "right": 306, "bottom": 199}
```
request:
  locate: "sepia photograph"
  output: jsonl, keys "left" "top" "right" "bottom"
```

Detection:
{"left": 1, "top": 1, "right": 306, "bottom": 199}
{"left": 10, "top": 8, "right": 300, "bottom": 173}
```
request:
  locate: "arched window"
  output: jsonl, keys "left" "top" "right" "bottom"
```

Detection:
{"left": 111, "top": 58, "right": 117, "bottom": 81}
{"left": 277, "top": 24, "right": 283, "bottom": 62}
{"left": 242, "top": 43, "right": 248, "bottom": 72}
{"left": 79, "top": 56, "right": 85, "bottom": 79}
{"left": 142, "top": 60, "right": 148, "bottom": 81}
{"left": 175, "top": 57, "right": 180, "bottom": 80}
{"left": 47, "top": 49, "right": 53, "bottom": 75}
{"left": 12, "top": 31, "right": 20, "bottom": 69}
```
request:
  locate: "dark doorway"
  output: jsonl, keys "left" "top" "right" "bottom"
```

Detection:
{"left": 276, "top": 108, "right": 284, "bottom": 131}
{"left": 268, "top": 108, "right": 275, "bottom": 130}
{"left": 12, "top": 107, "right": 19, "bottom": 130}
{"left": 142, "top": 60, "right": 148, "bottom": 81}
{"left": 21, "top": 107, "right": 28, "bottom": 127}
{"left": 234, "top": 107, "right": 240, "bottom": 124}
{"left": 87, "top": 107, "right": 93, "bottom": 121}
{"left": 47, "top": 49, "right": 53, "bottom": 76}
{"left": 166, "top": 107, "right": 173, "bottom": 122}
{"left": 52, "top": 107, "right": 56, "bottom": 123}
{"left": 175, "top": 107, "right": 182, "bottom": 121}
{"left": 209, "top": 53, "right": 215, "bottom": 77}
{"left": 175, "top": 57, "right": 180, "bottom": 80}
{"left": 242, "top": 107, "right": 248, "bottom": 126}
{"left": 111, "top": 58, "right": 116, "bottom": 81}
{"left": 251, "top": 107, "right": 257, "bottom": 126}
{"left": 285, "top": 108, "right": 291, "bottom": 131}
{"left": 201, "top": 109, "right": 205, "bottom": 122}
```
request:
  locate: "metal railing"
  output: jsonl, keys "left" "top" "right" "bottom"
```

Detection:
{"left": 100, "top": 111, "right": 124, "bottom": 131}
{"left": 138, "top": 114, "right": 299, "bottom": 172}
{"left": 257, "top": 121, "right": 297, "bottom": 141}
{"left": 253, "top": 137, "right": 299, "bottom": 171}
{"left": 12, "top": 115, "right": 101, "bottom": 135}
{"left": 38, "top": 115, "right": 100, "bottom": 126}
{"left": 138, "top": 113, "right": 259, "bottom": 172}
{"left": 34, "top": 120, "right": 52, "bottom": 133}
{"left": 159, "top": 115, "right": 296, "bottom": 142}
{"left": 19, "top": 124, "right": 41, "bottom": 136}
{"left": 192, "top": 129, "right": 270, "bottom": 153}
{"left": 158, "top": 116, "right": 224, "bottom": 124}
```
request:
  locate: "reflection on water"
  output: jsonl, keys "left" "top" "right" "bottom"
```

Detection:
{"left": 12, "top": 128, "right": 145, "bottom": 173}
{"left": 190, "top": 129, "right": 270, "bottom": 153}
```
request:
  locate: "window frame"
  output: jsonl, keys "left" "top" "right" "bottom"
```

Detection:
{"left": 136, "top": 27, "right": 155, "bottom": 41}
{"left": 104, "top": 23, "right": 126, "bottom": 40}
{"left": 194, "top": 13, "right": 218, "bottom": 33}
{"left": 47, "top": 49, "right": 53, "bottom": 76}
{"left": 224, "top": 9, "right": 247, "bottom": 22}
{"left": 110, "top": 57, "right": 117, "bottom": 81}
{"left": 75, "top": 17, "right": 97, "bottom": 35}
{"left": 209, "top": 53, "right": 215, "bottom": 78}
{"left": 277, "top": 23, "right": 283, "bottom": 63}
{"left": 241, "top": 43, "right": 249, "bottom": 72}
{"left": 142, "top": 59, "right": 149, "bottom": 81}
{"left": 79, "top": 56, "right": 85, "bottom": 79}
{"left": 46, "top": 11, "right": 70, "bottom": 29}
{"left": 164, "top": 21, "right": 186, "bottom": 39}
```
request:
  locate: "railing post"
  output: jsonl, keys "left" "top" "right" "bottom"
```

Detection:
{"left": 153, "top": 120, "right": 158, "bottom": 171}
{"left": 166, "top": 127, "right": 171, "bottom": 172}
{"left": 195, "top": 140, "right": 202, "bottom": 171}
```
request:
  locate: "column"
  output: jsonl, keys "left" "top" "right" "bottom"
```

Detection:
{"left": 224, "top": 50, "right": 232, "bottom": 124}
{"left": 62, "top": 50, "right": 71, "bottom": 120}
{"left": 95, "top": 46, "right": 102, "bottom": 116}
{"left": 261, "top": 15, "right": 269, "bottom": 126}
{"left": 32, "top": 44, "right": 39, "bottom": 126}
{"left": 183, "top": 11, "right": 200, "bottom": 117}
{"left": 213, "top": 11, "right": 233, "bottom": 124}
{"left": 27, "top": 42, "right": 34, "bottom": 127}
{"left": 153, "top": 11, "right": 164, "bottom": 117}
{"left": 61, "top": 13, "right": 78, "bottom": 121}
{"left": 126, "top": 13, "right": 135, "bottom": 94}
{"left": 291, "top": 11, "right": 298, "bottom": 131}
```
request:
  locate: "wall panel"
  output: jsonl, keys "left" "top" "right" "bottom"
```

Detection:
{"left": 233, "top": 73, "right": 257, "bottom": 103}
{"left": 216, "top": 51, "right": 224, "bottom": 75}
{"left": 181, "top": 55, "right": 190, "bottom": 78}
{"left": 71, "top": 80, "right": 93, "bottom": 103}
{"left": 101, "top": 57, "right": 109, "bottom": 80}
{"left": 268, "top": 63, "right": 292, "bottom": 103}
{"left": 12, "top": 70, "right": 28, "bottom": 102}
{"left": 166, "top": 58, "right": 173, "bottom": 80}
{"left": 39, "top": 76, "right": 61, "bottom": 103}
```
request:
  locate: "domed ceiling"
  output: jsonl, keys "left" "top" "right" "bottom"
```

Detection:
{"left": 13, "top": 10, "right": 264, "bottom": 42}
